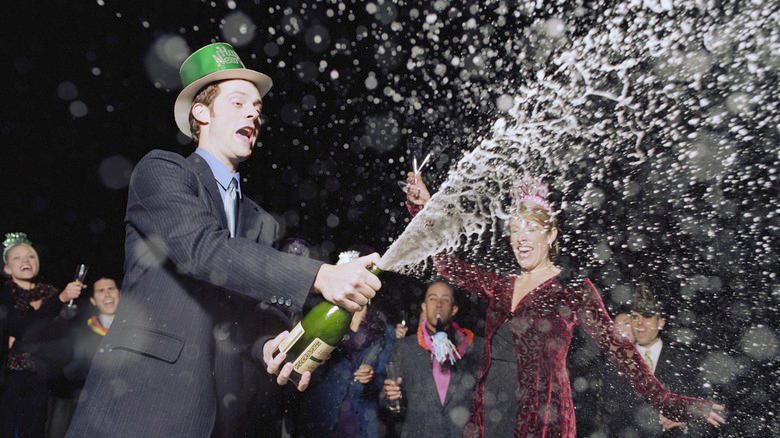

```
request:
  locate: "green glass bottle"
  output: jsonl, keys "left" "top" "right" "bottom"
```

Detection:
{"left": 277, "top": 252, "right": 381, "bottom": 381}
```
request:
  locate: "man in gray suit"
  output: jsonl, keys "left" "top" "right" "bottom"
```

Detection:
{"left": 382, "top": 281, "right": 483, "bottom": 438}
{"left": 66, "top": 43, "right": 381, "bottom": 438}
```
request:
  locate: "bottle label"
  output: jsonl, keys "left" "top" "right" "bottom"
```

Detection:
{"left": 291, "top": 337, "right": 336, "bottom": 374}
{"left": 278, "top": 323, "right": 305, "bottom": 354}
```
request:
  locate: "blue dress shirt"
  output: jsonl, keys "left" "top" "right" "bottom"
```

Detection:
{"left": 195, "top": 148, "right": 242, "bottom": 204}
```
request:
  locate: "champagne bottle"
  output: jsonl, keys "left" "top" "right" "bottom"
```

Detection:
{"left": 277, "top": 251, "right": 381, "bottom": 382}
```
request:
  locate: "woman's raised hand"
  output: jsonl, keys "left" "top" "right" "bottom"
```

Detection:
{"left": 59, "top": 280, "right": 85, "bottom": 303}
{"left": 406, "top": 171, "right": 431, "bottom": 206}
{"left": 705, "top": 403, "right": 726, "bottom": 427}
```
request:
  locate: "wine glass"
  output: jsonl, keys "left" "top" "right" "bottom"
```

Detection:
{"left": 69, "top": 264, "right": 88, "bottom": 307}
{"left": 386, "top": 361, "right": 402, "bottom": 413}
{"left": 397, "top": 136, "right": 433, "bottom": 194}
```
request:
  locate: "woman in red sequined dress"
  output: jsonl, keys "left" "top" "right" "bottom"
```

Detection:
{"left": 404, "top": 173, "right": 725, "bottom": 438}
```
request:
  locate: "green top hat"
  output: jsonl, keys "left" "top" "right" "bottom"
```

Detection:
{"left": 174, "top": 42, "right": 272, "bottom": 138}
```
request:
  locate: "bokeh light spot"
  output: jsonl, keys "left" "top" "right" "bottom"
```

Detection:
{"left": 98, "top": 155, "right": 133, "bottom": 190}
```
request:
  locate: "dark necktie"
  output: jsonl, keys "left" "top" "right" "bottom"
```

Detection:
{"left": 225, "top": 178, "right": 238, "bottom": 238}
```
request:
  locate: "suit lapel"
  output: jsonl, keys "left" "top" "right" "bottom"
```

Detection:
{"left": 237, "top": 196, "right": 260, "bottom": 240}
{"left": 654, "top": 345, "right": 667, "bottom": 378}
{"left": 654, "top": 344, "right": 676, "bottom": 387}
{"left": 186, "top": 152, "right": 279, "bottom": 244}
{"left": 186, "top": 153, "right": 228, "bottom": 229}
{"left": 414, "top": 344, "right": 445, "bottom": 410}
{"left": 442, "top": 361, "right": 458, "bottom": 408}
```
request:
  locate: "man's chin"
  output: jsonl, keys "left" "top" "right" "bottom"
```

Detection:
{"left": 237, "top": 147, "right": 253, "bottom": 160}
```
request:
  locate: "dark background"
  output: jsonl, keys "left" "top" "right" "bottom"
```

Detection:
{"left": 1, "top": 1, "right": 777, "bottom": 435}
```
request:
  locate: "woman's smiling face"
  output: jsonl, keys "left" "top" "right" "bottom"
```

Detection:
{"left": 3, "top": 244, "right": 40, "bottom": 281}
{"left": 509, "top": 215, "right": 556, "bottom": 271}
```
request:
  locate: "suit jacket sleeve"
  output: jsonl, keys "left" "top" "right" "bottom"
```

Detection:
{"left": 125, "top": 150, "right": 323, "bottom": 310}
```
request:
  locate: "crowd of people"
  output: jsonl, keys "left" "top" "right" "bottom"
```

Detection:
{"left": 0, "top": 232, "right": 120, "bottom": 437}
{"left": 403, "top": 173, "right": 725, "bottom": 438}
{"left": 0, "top": 230, "right": 726, "bottom": 438}
{"left": 2, "top": 41, "right": 728, "bottom": 437}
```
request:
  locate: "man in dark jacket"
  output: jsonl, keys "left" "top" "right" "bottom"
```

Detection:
{"left": 382, "top": 281, "right": 483, "bottom": 437}
{"left": 66, "top": 43, "right": 381, "bottom": 438}
{"left": 47, "top": 276, "right": 122, "bottom": 437}
{"left": 600, "top": 283, "right": 712, "bottom": 437}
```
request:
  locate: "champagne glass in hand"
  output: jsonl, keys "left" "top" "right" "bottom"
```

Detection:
{"left": 385, "top": 361, "right": 402, "bottom": 413}
{"left": 397, "top": 136, "right": 432, "bottom": 194}
{"left": 70, "top": 264, "right": 88, "bottom": 307}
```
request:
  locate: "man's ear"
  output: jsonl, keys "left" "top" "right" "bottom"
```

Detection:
{"left": 191, "top": 103, "right": 211, "bottom": 125}
{"left": 451, "top": 305, "right": 459, "bottom": 318}
{"left": 3, "top": 265, "right": 11, "bottom": 276}
{"left": 658, "top": 318, "right": 666, "bottom": 330}
{"left": 89, "top": 297, "right": 97, "bottom": 307}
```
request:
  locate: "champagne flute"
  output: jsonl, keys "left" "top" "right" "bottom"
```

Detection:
{"left": 386, "top": 361, "right": 402, "bottom": 413}
{"left": 70, "top": 263, "right": 88, "bottom": 307}
{"left": 397, "top": 137, "right": 433, "bottom": 194}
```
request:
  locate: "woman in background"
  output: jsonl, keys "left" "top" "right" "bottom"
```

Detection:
{"left": 405, "top": 173, "right": 725, "bottom": 438}
{"left": 0, "top": 233, "right": 83, "bottom": 438}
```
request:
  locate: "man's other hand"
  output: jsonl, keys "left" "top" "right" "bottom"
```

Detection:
{"left": 262, "top": 331, "right": 311, "bottom": 392}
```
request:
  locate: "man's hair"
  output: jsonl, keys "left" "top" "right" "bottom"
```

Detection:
{"left": 91, "top": 276, "right": 121, "bottom": 297}
{"left": 632, "top": 280, "right": 664, "bottom": 318}
{"left": 188, "top": 82, "right": 223, "bottom": 143}
{"left": 614, "top": 303, "right": 633, "bottom": 317}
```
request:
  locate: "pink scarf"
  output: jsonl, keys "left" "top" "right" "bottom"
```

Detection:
{"left": 419, "top": 322, "right": 472, "bottom": 405}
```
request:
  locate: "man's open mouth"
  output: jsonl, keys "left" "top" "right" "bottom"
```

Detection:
{"left": 236, "top": 126, "right": 254, "bottom": 140}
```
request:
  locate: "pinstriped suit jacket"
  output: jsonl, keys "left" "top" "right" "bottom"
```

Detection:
{"left": 66, "top": 150, "right": 323, "bottom": 438}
